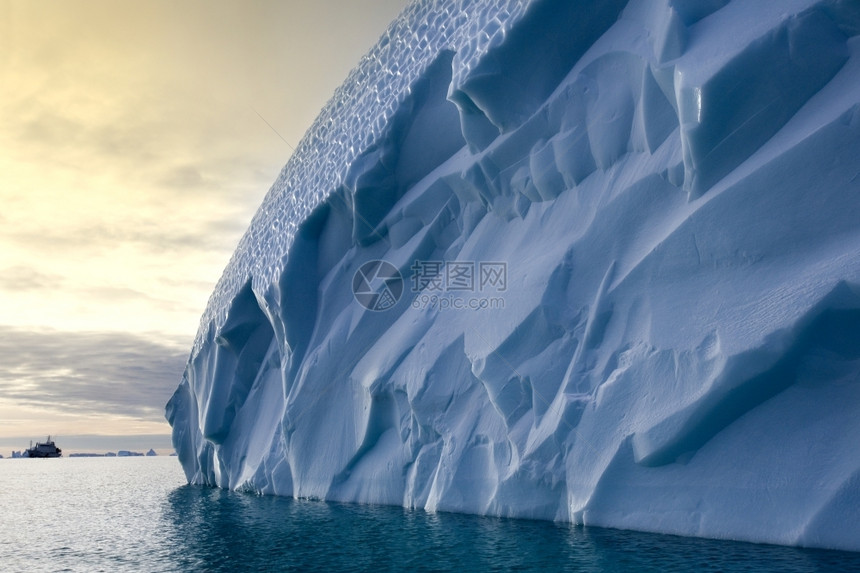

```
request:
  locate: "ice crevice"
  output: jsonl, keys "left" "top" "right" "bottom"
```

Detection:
{"left": 166, "top": 0, "right": 860, "bottom": 550}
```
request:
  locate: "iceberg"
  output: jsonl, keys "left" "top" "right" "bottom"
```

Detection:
{"left": 166, "top": 0, "right": 860, "bottom": 551}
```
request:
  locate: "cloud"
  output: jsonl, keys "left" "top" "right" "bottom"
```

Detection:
{"left": 76, "top": 285, "right": 163, "bottom": 304}
{"left": 158, "top": 164, "right": 206, "bottom": 189}
{"left": 0, "top": 215, "right": 247, "bottom": 256}
{"left": 16, "top": 112, "right": 84, "bottom": 150}
{"left": 0, "top": 266, "right": 64, "bottom": 291}
{"left": 0, "top": 326, "right": 189, "bottom": 422}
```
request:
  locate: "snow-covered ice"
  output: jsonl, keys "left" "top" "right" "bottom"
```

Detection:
{"left": 166, "top": 0, "right": 860, "bottom": 550}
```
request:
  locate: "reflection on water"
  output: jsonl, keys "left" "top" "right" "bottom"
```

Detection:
{"left": 161, "top": 485, "right": 858, "bottom": 573}
{"left": 1, "top": 458, "right": 856, "bottom": 572}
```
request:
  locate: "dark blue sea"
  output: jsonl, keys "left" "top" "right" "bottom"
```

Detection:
{"left": 1, "top": 457, "right": 858, "bottom": 572}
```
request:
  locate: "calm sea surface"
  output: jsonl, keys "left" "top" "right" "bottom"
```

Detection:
{"left": 0, "top": 457, "right": 858, "bottom": 572}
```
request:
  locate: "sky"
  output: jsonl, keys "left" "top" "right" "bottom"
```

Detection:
{"left": 0, "top": 0, "right": 408, "bottom": 454}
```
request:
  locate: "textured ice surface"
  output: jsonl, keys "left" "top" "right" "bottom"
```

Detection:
{"left": 167, "top": 0, "right": 860, "bottom": 551}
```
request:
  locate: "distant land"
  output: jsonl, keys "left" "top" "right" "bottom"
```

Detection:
{"left": 67, "top": 449, "right": 164, "bottom": 458}
{"left": 0, "top": 434, "right": 175, "bottom": 458}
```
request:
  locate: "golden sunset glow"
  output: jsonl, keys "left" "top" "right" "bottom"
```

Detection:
{"left": 0, "top": 0, "right": 407, "bottom": 451}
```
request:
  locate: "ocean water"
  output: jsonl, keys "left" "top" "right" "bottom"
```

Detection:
{"left": 0, "top": 457, "right": 857, "bottom": 572}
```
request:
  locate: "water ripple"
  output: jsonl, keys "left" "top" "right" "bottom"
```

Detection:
{"left": 1, "top": 458, "right": 857, "bottom": 572}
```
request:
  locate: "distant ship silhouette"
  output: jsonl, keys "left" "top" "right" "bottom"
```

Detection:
{"left": 24, "top": 436, "right": 62, "bottom": 458}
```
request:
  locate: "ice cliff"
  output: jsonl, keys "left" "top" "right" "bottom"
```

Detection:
{"left": 166, "top": 0, "right": 860, "bottom": 551}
